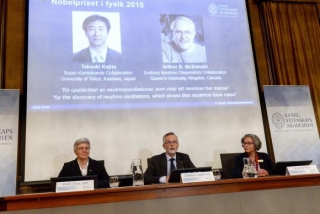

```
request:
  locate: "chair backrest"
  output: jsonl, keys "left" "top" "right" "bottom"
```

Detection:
{"left": 220, "top": 153, "right": 242, "bottom": 179}
{"left": 97, "top": 160, "right": 105, "bottom": 166}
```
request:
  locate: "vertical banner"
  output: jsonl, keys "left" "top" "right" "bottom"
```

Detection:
{"left": 264, "top": 86, "right": 320, "bottom": 162}
{"left": 0, "top": 89, "right": 19, "bottom": 196}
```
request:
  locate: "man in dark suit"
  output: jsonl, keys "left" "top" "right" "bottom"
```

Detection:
{"left": 144, "top": 132, "right": 195, "bottom": 184}
{"left": 58, "top": 138, "right": 109, "bottom": 188}
{"left": 73, "top": 14, "right": 121, "bottom": 64}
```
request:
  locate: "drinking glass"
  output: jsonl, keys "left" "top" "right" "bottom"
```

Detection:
{"left": 109, "top": 176, "right": 119, "bottom": 188}
{"left": 212, "top": 169, "right": 221, "bottom": 180}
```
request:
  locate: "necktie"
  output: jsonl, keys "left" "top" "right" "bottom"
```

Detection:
{"left": 170, "top": 158, "right": 176, "bottom": 172}
{"left": 95, "top": 54, "right": 104, "bottom": 62}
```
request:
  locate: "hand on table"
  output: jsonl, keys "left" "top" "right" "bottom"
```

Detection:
{"left": 257, "top": 169, "right": 269, "bottom": 177}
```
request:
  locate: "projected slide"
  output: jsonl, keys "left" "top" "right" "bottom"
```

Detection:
{"left": 27, "top": 0, "right": 257, "bottom": 111}
{"left": 24, "top": 0, "right": 266, "bottom": 182}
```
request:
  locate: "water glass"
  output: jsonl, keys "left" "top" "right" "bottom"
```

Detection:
{"left": 109, "top": 176, "right": 119, "bottom": 188}
{"left": 212, "top": 169, "right": 221, "bottom": 180}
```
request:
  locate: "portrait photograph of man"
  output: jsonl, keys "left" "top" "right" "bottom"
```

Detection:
{"left": 160, "top": 15, "right": 207, "bottom": 63}
{"left": 72, "top": 12, "right": 122, "bottom": 64}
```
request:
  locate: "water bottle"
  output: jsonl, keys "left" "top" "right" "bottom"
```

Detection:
{"left": 131, "top": 159, "right": 144, "bottom": 186}
{"left": 242, "top": 157, "right": 257, "bottom": 178}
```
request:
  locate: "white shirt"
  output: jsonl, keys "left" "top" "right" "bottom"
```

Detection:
{"left": 78, "top": 160, "right": 89, "bottom": 176}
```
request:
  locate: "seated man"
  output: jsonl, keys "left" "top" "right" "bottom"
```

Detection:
{"left": 144, "top": 132, "right": 195, "bottom": 184}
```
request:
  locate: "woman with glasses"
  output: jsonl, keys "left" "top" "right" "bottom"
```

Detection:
{"left": 232, "top": 134, "right": 274, "bottom": 178}
{"left": 58, "top": 137, "right": 109, "bottom": 188}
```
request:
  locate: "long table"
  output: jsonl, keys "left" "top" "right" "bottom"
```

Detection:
{"left": 1, "top": 174, "right": 320, "bottom": 213}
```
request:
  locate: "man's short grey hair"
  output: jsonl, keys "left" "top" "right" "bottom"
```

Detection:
{"left": 73, "top": 137, "right": 91, "bottom": 151}
{"left": 241, "top": 134, "right": 262, "bottom": 151}
{"left": 170, "top": 16, "right": 195, "bottom": 31}
{"left": 162, "top": 132, "right": 178, "bottom": 143}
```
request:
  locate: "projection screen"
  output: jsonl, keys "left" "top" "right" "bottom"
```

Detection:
{"left": 24, "top": 0, "right": 267, "bottom": 182}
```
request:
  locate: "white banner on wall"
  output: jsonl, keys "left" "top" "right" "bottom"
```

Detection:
{"left": 264, "top": 86, "right": 320, "bottom": 163}
{"left": 0, "top": 89, "right": 20, "bottom": 196}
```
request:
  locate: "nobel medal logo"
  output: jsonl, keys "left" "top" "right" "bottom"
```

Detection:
{"left": 271, "top": 112, "right": 314, "bottom": 131}
{"left": 208, "top": 4, "right": 239, "bottom": 17}
{"left": 208, "top": 4, "right": 219, "bottom": 15}
{"left": 272, "top": 112, "right": 285, "bottom": 129}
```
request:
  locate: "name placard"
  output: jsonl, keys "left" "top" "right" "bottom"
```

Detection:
{"left": 56, "top": 180, "right": 95, "bottom": 193}
{"left": 286, "top": 165, "right": 319, "bottom": 176}
{"left": 181, "top": 171, "right": 215, "bottom": 183}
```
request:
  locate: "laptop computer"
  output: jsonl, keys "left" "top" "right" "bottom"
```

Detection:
{"left": 168, "top": 166, "right": 212, "bottom": 183}
{"left": 269, "top": 160, "right": 313, "bottom": 176}
{"left": 50, "top": 175, "right": 97, "bottom": 192}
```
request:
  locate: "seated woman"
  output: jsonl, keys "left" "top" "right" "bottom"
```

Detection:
{"left": 58, "top": 137, "right": 109, "bottom": 188}
{"left": 233, "top": 134, "right": 274, "bottom": 178}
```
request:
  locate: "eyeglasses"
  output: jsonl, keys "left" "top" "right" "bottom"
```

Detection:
{"left": 77, "top": 147, "right": 90, "bottom": 151}
{"left": 173, "top": 30, "right": 194, "bottom": 37}
{"left": 242, "top": 142, "right": 254, "bottom": 147}
{"left": 164, "top": 141, "right": 178, "bottom": 145}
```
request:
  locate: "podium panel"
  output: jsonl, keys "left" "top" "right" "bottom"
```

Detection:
{"left": 1, "top": 174, "right": 320, "bottom": 213}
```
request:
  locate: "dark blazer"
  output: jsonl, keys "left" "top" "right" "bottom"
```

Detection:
{"left": 73, "top": 47, "right": 122, "bottom": 64}
{"left": 144, "top": 152, "right": 195, "bottom": 184}
{"left": 232, "top": 152, "right": 275, "bottom": 178}
{"left": 58, "top": 157, "right": 109, "bottom": 188}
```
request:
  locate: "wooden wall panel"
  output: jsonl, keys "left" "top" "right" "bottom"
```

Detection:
{"left": 0, "top": 0, "right": 6, "bottom": 88}
{"left": 4, "top": 0, "right": 25, "bottom": 92}
{"left": 248, "top": 2, "right": 271, "bottom": 87}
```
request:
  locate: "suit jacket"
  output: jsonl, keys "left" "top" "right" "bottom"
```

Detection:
{"left": 144, "top": 152, "right": 195, "bottom": 184}
{"left": 58, "top": 157, "right": 109, "bottom": 188}
{"left": 232, "top": 152, "right": 275, "bottom": 178}
{"left": 73, "top": 47, "right": 121, "bottom": 64}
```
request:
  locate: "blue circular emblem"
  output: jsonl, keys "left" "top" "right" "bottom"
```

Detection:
{"left": 272, "top": 112, "right": 285, "bottom": 129}
{"left": 208, "top": 4, "right": 219, "bottom": 15}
